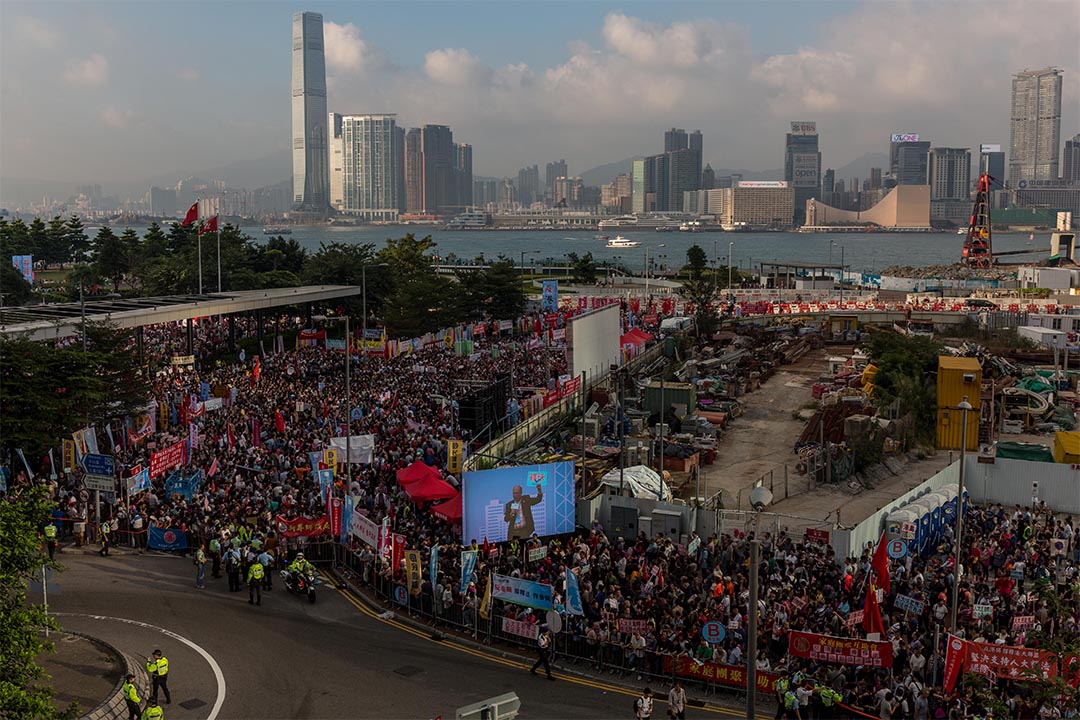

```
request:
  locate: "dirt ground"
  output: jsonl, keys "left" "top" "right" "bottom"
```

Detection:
{"left": 685, "top": 346, "right": 960, "bottom": 529}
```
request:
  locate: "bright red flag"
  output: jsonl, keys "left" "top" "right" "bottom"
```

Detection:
{"left": 253, "top": 355, "right": 261, "bottom": 383}
{"left": 198, "top": 215, "right": 218, "bottom": 236}
{"left": 870, "top": 531, "right": 891, "bottom": 594}
{"left": 862, "top": 582, "right": 885, "bottom": 636}
{"left": 181, "top": 202, "right": 199, "bottom": 227}
{"left": 274, "top": 409, "right": 285, "bottom": 433}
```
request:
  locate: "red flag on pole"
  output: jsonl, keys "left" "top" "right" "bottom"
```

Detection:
{"left": 862, "top": 582, "right": 885, "bottom": 636}
{"left": 198, "top": 215, "right": 218, "bottom": 236}
{"left": 871, "top": 531, "right": 891, "bottom": 594}
{"left": 182, "top": 202, "right": 199, "bottom": 227}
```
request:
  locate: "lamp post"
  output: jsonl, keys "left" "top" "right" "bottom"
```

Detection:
{"left": 746, "top": 485, "right": 772, "bottom": 720}
{"left": 644, "top": 243, "right": 665, "bottom": 299}
{"left": 728, "top": 241, "right": 734, "bottom": 298}
{"left": 949, "top": 397, "right": 973, "bottom": 634}
{"left": 521, "top": 250, "right": 540, "bottom": 280}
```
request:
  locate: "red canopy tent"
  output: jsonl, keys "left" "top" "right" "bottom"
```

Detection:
{"left": 396, "top": 460, "right": 441, "bottom": 487}
{"left": 431, "top": 492, "right": 462, "bottom": 524}
{"left": 620, "top": 331, "right": 646, "bottom": 348}
{"left": 629, "top": 328, "right": 653, "bottom": 343}
{"left": 404, "top": 474, "right": 458, "bottom": 503}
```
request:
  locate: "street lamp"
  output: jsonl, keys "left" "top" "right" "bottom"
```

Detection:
{"left": 728, "top": 241, "right": 734, "bottom": 298}
{"left": 948, "top": 396, "right": 973, "bottom": 634}
{"left": 644, "top": 243, "right": 665, "bottom": 298}
{"left": 746, "top": 485, "right": 773, "bottom": 720}
{"left": 521, "top": 250, "right": 540, "bottom": 279}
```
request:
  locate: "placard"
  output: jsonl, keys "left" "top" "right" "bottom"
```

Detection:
{"left": 894, "top": 594, "right": 925, "bottom": 615}
{"left": 972, "top": 604, "right": 993, "bottom": 619}
{"left": 617, "top": 618, "right": 648, "bottom": 635}
{"left": 528, "top": 545, "right": 549, "bottom": 562}
{"left": 502, "top": 617, "right": 539, "bottom": 640}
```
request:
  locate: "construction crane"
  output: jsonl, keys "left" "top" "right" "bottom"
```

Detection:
{"left": 961, "top": 173, "right": 994, "bottom": 268}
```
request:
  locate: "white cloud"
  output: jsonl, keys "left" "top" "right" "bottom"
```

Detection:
{"left": 177, "top": 67, "right": 200, "bottom": 82}
{"left": 324, "top": 21, "right": 376, "bottom": 73}
{"left": 101, "top": 106, "right": 133, "bottom": 129}
{"left": 601, "top": 13, "right": 737, "bottom": 69}
{"left": 64, "top": 53, "right": 109, "bottom": 87}
{"left": 424, "top": 48, "right": 491, "bottom": 86}
{"left": 15, "top": 16, "right": 60, "bottom": 49}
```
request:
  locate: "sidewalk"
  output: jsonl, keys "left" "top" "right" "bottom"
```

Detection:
{"left": 39, "top": 632, "right": 121, "bottom": 716}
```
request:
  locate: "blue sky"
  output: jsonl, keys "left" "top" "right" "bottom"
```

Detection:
{"left": 1, "top": 0, "right": 1076, "bottom": 194}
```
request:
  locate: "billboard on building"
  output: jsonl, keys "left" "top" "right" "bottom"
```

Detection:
{"left": 791, "top": 154, "right": 820, "bottom": 188}
{"left": 738, "top": 181, "right": 789, "bottom": 188}
{"left": 790, "top": 122, "right": 817, "bottom": 135}
{"left": 462, "top": 461, "right": 576, "bottom": 543}
{"left": 980, "top": 144, "right": 1002, "bottom": 154}
{"left": 891, "top": 133, "right": 920, "bottom": 143}
{"left": 567, "top": 304, "right": 620, "bottom": 380}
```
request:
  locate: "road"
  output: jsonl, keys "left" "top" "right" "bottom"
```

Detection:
{"left": 33, "top": 549, "right": 760, "bottom": 720}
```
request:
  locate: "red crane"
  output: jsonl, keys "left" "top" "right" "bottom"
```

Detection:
{"left": 961, "top": 173, "right": 994, "bottom": 268}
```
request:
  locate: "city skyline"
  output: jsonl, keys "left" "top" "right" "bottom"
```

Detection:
{"left": 1, "top": 1, "right": 1078, "bottom": 205}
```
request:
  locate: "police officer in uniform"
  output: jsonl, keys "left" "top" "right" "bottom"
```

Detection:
{"left": 146, "top": 649, "right": 171, "bottom": 704}
{"left": 99, "top": 521, "right": 111, "bottom": 556}
{"left": 209, "top": 535, "right": 222, "bottom": 578}
{"left": 122, "top": 673, "right": 141, "bottom": 720}
{"left": 141, "top": 697, "right": 163, "bottom": 720}
{"left": 247, "top": 558, "right": 264, "bottom": 605}
{"left": 44, "top": 522, "right": 58, "bottom": 560}
{"left": 530, "top": 624, "right": 555, "bottom": 680}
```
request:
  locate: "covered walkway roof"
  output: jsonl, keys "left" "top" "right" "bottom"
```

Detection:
{"left": 0, "top": 285, "right": 362, "bottom": 341}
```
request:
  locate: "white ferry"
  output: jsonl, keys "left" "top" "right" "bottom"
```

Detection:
{"left": 606, "top": 235, "right": 641, "bottom": 248}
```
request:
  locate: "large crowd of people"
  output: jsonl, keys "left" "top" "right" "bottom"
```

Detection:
{"left": 16, "top": 309, "right": 1080, "bottom": 719}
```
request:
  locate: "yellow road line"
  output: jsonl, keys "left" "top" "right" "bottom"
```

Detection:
{"left": 331, "top": 581, "right": 770, "bottom": 718}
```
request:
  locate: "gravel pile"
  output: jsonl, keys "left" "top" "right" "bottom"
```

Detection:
{"left": 879, "top": 264, "right": 1018, "bottom": 280}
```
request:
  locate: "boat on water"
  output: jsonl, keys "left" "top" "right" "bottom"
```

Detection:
{"left": 595, "top": 234, "right": 611, "bottom": 241}
{"left": 606, "top": 235, "right": 641, "bottom": 248}
{"left": 263, "top": 226, "right": 292, "bottom": 235}
{"left": 597, "top": 214, "right": 682, "bottom": 231}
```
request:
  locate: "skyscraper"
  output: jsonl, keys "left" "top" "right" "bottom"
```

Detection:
{"left": 340, "top": 114, "right": 402, "bottom": 220}
{"left": 823, "top": 169, "right": 835, "bottom": 193}
{"left": 1062, "top": 133, "right": 1080, "bottom": 183}
{"left": 666, "top": 148, "right": 698, "bottom": 211}
{"left": 784, "top": 121, "right": 821, "bottom": 224}
{"left": 870, "top": 168, "right": 883, "bottom": 190}
{"left": 689, "top": 130, "right": 703, "bottom": 192}
{"left": 927, "top": 148, "right": 971, "bottom": 200}
{"left": 517, "top": 165, "right": 540, "bottom": 206}
{"left": 664, "top": 128, "right": 688, "bottom": 152}
{"left": 701, "top": 164, "right": 715, "bottom": 190}
{"left": 979, "top": 144, "right": 1006, "bottom": 184}
{"left": 404, "top": 129, "right": 423, "bottom": 213}
{"left": 421, "top": 125, "right": 454, "bottom": 214}
{"left": 291, "top": 12, "right": 329, "bottom": 213}
{"left": 631, "top": 159, "right": 646, "bottom": 214}
{"left": 1009, "top": 68, "right": 1063, "bottom": 185}
{"left": 328, "top": 112, "right": 345, "bottom": 212}
{"left": 455, "top": 143, "right": 473, "bottom": 207}
{"left": 545, "top": 159, "right": 567, "bottom": 201}
{"left": 888, "top": 135, "right": 931, "bottom": 186}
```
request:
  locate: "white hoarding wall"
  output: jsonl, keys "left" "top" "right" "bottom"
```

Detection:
{"left": 964, "top": 456, "right": 1080, "bottom": 514}
{"left": 568, "top": 304, "right": 621, "bottom": 380}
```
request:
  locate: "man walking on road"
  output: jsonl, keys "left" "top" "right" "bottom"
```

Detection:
{"left": 146, "top": 649, "right": 171, "bottom": 704}
{"left": 225, "top": 547, "right": 241, "bottom": 592}
{"left": 530, "top": 624, "right": 555, "bottom": 680}
{"left": 99, "top": 522, "right": 111, "bottom": 556}
{"left": 635, "top": 687, "right": 654, "bottom": 720}
{"left": 194, "top": 546, "right": 207, "bottom": 589}
{"left": 247, "top": 559, "right": 264, "bottom": 605}
{"left": 122, "top": 673, "right": 141, "bottom": 720}
{"left": 44, "top": 523, "right": 58, "bottom": 560}
{"left": 667, "top": 680, "right": 687, "bottom": 720}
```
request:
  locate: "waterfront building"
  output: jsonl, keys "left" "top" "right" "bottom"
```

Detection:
{"left": 979, "top": 143, "right": 1006, "bottom": 185}
{"left": 701, "top": 164, "right": 715, "bottom": 190}
{"left": 545, "top": 159, "right": 567, "bottom": 203}
{"left": 291, "top": 12, "right": 329, "bottom": 213}
{"left": 339, "top": 114, "right": 402, "bottom": 221}
{"left": 421, "top": 124, "right": 454, "bottom": 214}
{"left": 404, "top": 129, "right": 423, "bottom": 213}
{"left": 517, "top": 165, "right": 540, "bottom": 207}
{"left": 721, "top": 181, "right": 795, "bottom": 229}
{"left": 784, "top": 121, "right": 821, "bottom": 225}
{"left": 455, "top": 143, "right": 473, "bottom": 208}
{"left": 1062, "top": 134, "right": 1080, "bottom": 183}
{"left": 329, "top": 112, "right": 344, "bottom": 212}
{"left": 1009, "top": 68, "right": 1063, "bottom": 185}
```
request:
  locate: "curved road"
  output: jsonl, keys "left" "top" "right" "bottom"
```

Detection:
{"left": 34, "top": 549, "right": 756, "bottom": 719}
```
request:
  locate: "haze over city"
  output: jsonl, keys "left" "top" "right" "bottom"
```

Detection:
{"left": 1, "top": 0, "right": 1077, "bottom": 206}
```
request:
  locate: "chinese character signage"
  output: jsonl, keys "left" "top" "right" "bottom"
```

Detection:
{"left": 788, "top": 630, "right": 893, "bottom": 668}
{"left": 491, "top": 573, "right": 553, "bottom": 611}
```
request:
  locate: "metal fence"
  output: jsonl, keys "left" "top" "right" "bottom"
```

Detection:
{"left": 326, "top": 543, "right": 775, "bottom": 709}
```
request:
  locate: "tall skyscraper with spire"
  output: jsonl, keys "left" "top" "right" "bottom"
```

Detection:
{"left": 291, "top": 12, "right": 330, "bottom": 214}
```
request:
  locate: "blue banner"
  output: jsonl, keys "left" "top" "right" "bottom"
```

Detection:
{"left": 565, "top": 568, "right": 584, "bottom": 616}
{"left": 460, "top": 550, "right": 478, "bottom": 594}
{"left": 341, "top": 495, "right": 354, "bottom": 543}
{"left": 309, "top": 451, "right": 322, "bottom": 474}
{"left": 164, "top": 469, "right": 203, "bottom": 500}
{"left": 148, "top": 527, "right": 188, "bottom": 551}
{"left": 541, "top": 280, "right": 558, "bottom": 312}
{"left": 429, "top": 546, "right": 439, "bottom": 587}
{"left": 317, "top": 469, "right": 334, "bottom": 494}
{"left": 12, "top": 255, "right": 33, "bottom": 284}
{"left": 492, "top": 573, "right": 553, "bottom": 610}
{"left": 127, "top": 468, "right": 150, "bottom": 495}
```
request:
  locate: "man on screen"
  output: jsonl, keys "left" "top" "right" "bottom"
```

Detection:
{"left": 504, "top": 481, "right": 543, "bottom": 540}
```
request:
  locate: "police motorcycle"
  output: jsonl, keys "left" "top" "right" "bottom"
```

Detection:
{"left": 281, "top": 552, "right": 319, "bottom": 603}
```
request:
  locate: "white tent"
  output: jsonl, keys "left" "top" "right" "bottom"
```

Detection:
{"left": 330, "top": 434, "right": 376, "bottom": 464}
{"left": 597, "top": 464, "right": 673, "bottom": 502}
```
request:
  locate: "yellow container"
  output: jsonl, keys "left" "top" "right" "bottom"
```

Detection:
{"left": 1052, "top": 430, "right": 1080, "bottom": 463}
{"left": 936, "top": 357, "right": 981, "bottom": 451}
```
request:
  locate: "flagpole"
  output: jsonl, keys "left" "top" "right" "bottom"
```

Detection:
{"left": 216, "top": 225, "right": 222, "bottom": 293}
{"left": 197, "top": 198, "right": 203, "bottom": 295}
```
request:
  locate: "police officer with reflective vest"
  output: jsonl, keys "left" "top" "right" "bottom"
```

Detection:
{"left": 816, "top": 684, "right": 842, "bottom": 719}
{"left": 122, "top": 673, "right": 141, "bottom": 720}
{"left": 775, "top": 676, "right": 791, "bottom": 720}
{"left": 209, "top": 536, "right": 222, "bottom": 578}
{"left": 530, "top": 624, "right": 555, "bottom": 680}
{"left": 141, "top": 697, "right": 163, "bottom": 720}
{"left": 247, "top": 559, "right": 264, "bottom": 605}
{"left": 99, "top": 521, "right": 111, "bottom": 556}
{"left": 783, "top": 686, "right": 801, "bottom": 720}
{"left": 146, "top": 649, "right": 171, "bottom": 704}
{"left": 44, "top": 523, "right": 58, "bottom": 561}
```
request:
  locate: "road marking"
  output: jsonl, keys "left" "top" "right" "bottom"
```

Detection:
{"left": 331, "top": 583, "right": 768, "bottom": 718}
{"left": 55, "top": 613, "right": 226, "bottom": 720}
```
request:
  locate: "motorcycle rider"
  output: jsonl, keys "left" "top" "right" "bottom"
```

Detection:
{"left": 286, "top": 552, "right": 315, "bottom": 589}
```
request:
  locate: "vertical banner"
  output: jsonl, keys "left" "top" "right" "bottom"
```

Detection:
{"left": 323, "top": 448, "right": 339, "bottom": 476}
{"left": 317, "top": 469, "right": 334, "bottom": 495}
{"left": 460, "top": 550, "right": 478, "bottom": 594}
{"left": 189, "top": 422, "right": 199, "bottom": 450}
{"left": 329, "top": 497, "right": 343, "bottom": 538}
{"left": 11, "top": 255, "right": 34, "bottom": 284}
{"left": 565, "top": 567, "right": 584, "bottom": 616}
{"left": 447, "top": 439, "right": 464, "bottom": 475}
{"left": 479, "top": 574, "right": 492, "bottom": 620}
{"left": 341, "top": 495, "right": 355, "bottom": 543}
{"left": 429, "top": 546, "right": 440, "bottom": 586}
{"left": 541, "top": 280, "right": 558, "bottom": 312}
{"left": 391, "top": 533, "right": 406, "bottom": 573}
{"left": 62, "top": 439, "right": 76, "bottom": 472}
{"left": 378, "top": 520, "right": 392, "bottom": 563}
{"left": 406, "top": 550, "right": 422, "bottom": 596}
{"left": 943, "top": 635, "right": 964, "bottom": 692}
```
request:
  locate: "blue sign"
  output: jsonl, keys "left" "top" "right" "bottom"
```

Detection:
{"left": 393, "top": 585, "right": 409, "bottom": 606}
{"left": 894, "top": 594, "right": 925, "bottom": 615}
{"left": 126, "top": 468, "right": 150, "bottom": 495}
{"left": 148, "top": 527, "right": 188, "bottom": 551}
{"left": 565, "top": 568, "right": 584, "bottom": 616}
{"left": 341, "top": 495, "right": 354, "bottom": 543}
{"left": 491, "top": 573, "right": 553, "bottom": 611}
{"left": 351, "top": 407, "right": 363, "bottom": 421}
{"left": 82, "top": 453, "right": 116, "bottom": 478}
{"left": 164, "top": 469, "right": 203, "bottom": 500}
{"left": 460, "top": 550, "right": 478, "bottom": 594}
{"left": 12, "top": 255, "right": 33, "bottom": 284}
{"left": 887, "top": 539, "right": 908, "bottom": 559}
{"left": 461, "top": 461, "right": 576, "bottom": 544}
{"left": 429, "top": 546, "right": 439, "bottom": 587}
{"left": 541, "top": 280, "right": 558, "bottom": 312}
{"left": 703, "top": 621, "right": 726, "bottom": 643}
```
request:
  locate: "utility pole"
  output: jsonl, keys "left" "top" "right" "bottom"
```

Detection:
{"left": 949, "top": 397, "right": 972, "bottom": 633}
{"left": 345, "top": 314, "right": 351, "bottom": 488}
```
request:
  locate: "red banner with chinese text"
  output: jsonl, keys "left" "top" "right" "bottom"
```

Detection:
{"left": 663, "top": 657, "right": 780, "bottom": 694}
{"left": 149, "top": 440, "right": 187, "bottom": 479}
{"left": 788, "top": 630, "right": 893, "bottom": 668}
{"left": 275, "top": 515, "right": 330, "bottom": 538}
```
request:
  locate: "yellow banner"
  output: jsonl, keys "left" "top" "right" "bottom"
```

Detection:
{"left": 62, "top": 439, "right": 76, "bottom": 472}
{"left": 323, "top": 448, "right": 338, "bottom": 476}
{"left": 479, "top": 574, "right": 492, "bottom": 620}
{"left": 406, "top": 550, "right": 422, "bottom": 596}
{"left": 447, "top": 439, "right": 463, "bottom": 475}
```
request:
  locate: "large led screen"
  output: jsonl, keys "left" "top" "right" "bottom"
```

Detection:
{"left": 461, "top": 461, "right": 576, "bottom": 543}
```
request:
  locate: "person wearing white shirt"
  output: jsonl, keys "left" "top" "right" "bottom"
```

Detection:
{"left": 667, "top": 681, "right": 687, "bottom": 720}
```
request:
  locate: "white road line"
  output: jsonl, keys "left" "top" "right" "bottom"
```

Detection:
{"left": 55, "top": 613, "right": 226, "bottom": 720}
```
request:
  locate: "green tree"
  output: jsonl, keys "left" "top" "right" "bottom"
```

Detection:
{"left": 0, "top": 483, "right": 75, "bottom": 719}
{"left": 43, "top": 216, "right": 71, "bottom": 267}
{"left": 0, "top": 218, "right": 31, "bottom": 257}
{"left": 90, "top": 227, "right": 131, "bottom": 292}
{"left": 27, "top": 218, "right": 48, "bottom": 260}
{"left": 258, "top": 236, "right": 307, "bottom": 275}
{"left": 1, "top": 262, "right": 35, "bottom": 305}
{"left": 65, "top": 216, "right": 89, "bottom": 262}
{"left": 453, "top": 258, "right": 525, "bottom": 321}
{"left": 566, "top": 251, "right": 598, "bottom": 284}
{"left": 377, "top": 234, "right": 452, "bottom": 336}
{"left": 141, "top": 222, "right": 168, "bottom": 258}
{"left": 680, "top": 244, "right": 719, "bottom": 339}
{"left": 864, "top": 332, "right": 944, "bottom": 446}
